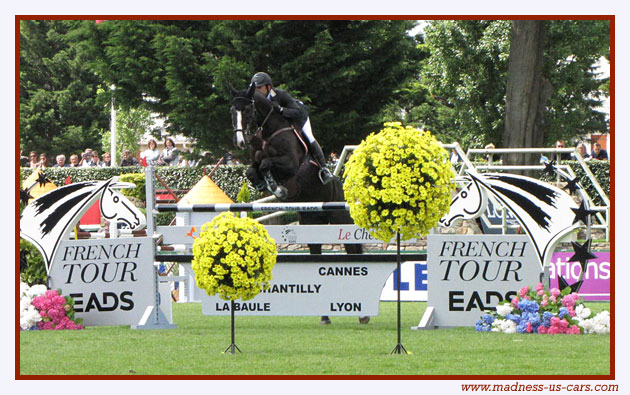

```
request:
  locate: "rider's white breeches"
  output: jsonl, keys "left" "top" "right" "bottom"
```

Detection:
{"left": 302, "top": 117, "right": 315, "bottom": 144}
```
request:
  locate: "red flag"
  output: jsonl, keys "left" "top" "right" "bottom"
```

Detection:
{"left": 141, "top": 157, "right": 148, "bottom": 167}
{"left": 64, "top": 176, "right": 72, "bottom": 185}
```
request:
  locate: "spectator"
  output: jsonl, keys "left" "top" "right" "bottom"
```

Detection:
{"left": 69, "top": 154, "right": 80, "bottom": 167}
{"left": 592, "top": 142, "right": 609, "bottom": 160}
{"left": 36, "top": 153, "right": 48, "bottom": 168}
{"left": 178, "top": 148, "right": 195, "bottom": 167}
{"left": 329, "top": 151, "right": 339, "bottom": 167}
{"left": 20, "top": 150, "right": 29, "bottom": 167}
{"left": 450, "top": 149, "right": 460, "bottom": 164}
{"left": 120, "top": 149, "right": 139, "bottom": 166}
{"left": 28, "top": 151, "right": 39, "bottom": 168}
{"left": 141, "top": 139, "right": 161, "bottom": 166}
{"left": 92, "top": 151, "right": 105, "bottom": 167}
{"left": 53, "top": 154, "right": 70, "bottom": 167}
{"left": 80, "top": 149, "right": 96, "bottom": 167}
{"left": 159, "top": 137, "right": 179, "bottom": 166}
{"left": 484, "top": 143, "right": 496, "bottom": 162}
{"left": 102, "top": 152, "right": 112, "bottom": 167}
{"left": 555, "top": 140, "right": 571, "bottom": 161}
{"left": 572, "top": 143, "right": 591, "bottom": 160}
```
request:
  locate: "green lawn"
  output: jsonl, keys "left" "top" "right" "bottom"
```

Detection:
{"left": 19, "top": 301, "right": 611, "bottom": 376}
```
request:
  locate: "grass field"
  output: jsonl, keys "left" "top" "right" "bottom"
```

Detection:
{"left": 19, "top": 301, "right": 611, "bottom": 376}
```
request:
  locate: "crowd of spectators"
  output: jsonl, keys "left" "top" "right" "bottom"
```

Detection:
{"left": 20, "top": 137, "right": 200, "bottom": 168}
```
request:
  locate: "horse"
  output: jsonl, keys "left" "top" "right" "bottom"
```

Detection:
{"left": 20, "top": 177, "right": 146, "bottom": 273}
{"left": 229, "top": 83, "right": 368, "bottom": 324}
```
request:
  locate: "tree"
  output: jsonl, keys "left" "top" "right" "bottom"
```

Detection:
{"left": 101, "top": 105, "right": 155, "bottom": 163}
{"left": 503, "top": 20, "right": 549, "bottom": 166}
{"left": 69, "top": 20, "right": 421, "bottom": 157}
{"left": 20, "top": 20, "right": 109, "bottom": 158}
{"left": 414, "top": 19, "right": 609, "bottom": 149}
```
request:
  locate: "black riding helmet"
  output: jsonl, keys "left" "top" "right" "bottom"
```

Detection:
{"left": 251, "top": 72, "right": 272, "bottom": 87}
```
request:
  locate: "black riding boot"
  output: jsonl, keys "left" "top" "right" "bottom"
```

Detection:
{"left": 309, "top": 140, "right": 334, "bottom": 184}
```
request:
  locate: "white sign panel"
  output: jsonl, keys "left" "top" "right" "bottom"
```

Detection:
{"left": 426, "top": 234, "right": 542, "bottom": 327}
{"left": 380, "top": 261, "right": 428, "bottom": 302}
{"left": 49, "top": 237, "right": 156, "bottom": 326}
{"left": 158, "top": 224, "right": 414, "bottom": 246}
{"left": 199, "top": 261, "right": 397, "bottom": 316}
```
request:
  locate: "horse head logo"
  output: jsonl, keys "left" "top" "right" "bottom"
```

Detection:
{"left": 100, "top": 182, "right": 145, "bottom": 229}
{"left": 439, "top": 176, "right": 488, "bottom": 227}
{"left": 20, "top": 177, "right": 146, "bottom": 273}
{"left": 439, "top": 171, "right": 579, "bottom": 269}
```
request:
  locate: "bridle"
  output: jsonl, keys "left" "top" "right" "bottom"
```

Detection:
{"left": 232, "top": 96, "right": 274, "bottom": 137}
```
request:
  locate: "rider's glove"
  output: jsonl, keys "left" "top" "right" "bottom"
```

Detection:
{"left": 272, "top": 102, "right": 283, "bottom": 114}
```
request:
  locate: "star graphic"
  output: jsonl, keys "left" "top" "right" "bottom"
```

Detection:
{"left": 542, "top": 160, "right": 557, "bottom": 176}
{"left": 568, "top": 238, "right": 597, "bottom": 273}
{"left": 558, "top": 276, "right": 584, "bottom": 293}
{"left": 20, "top": 187, "right": 33, "bottom": 205}
{"left": 563, "top": 177, "right": 581, "bottom": 194}
{"left": 36, "top": 171, "right": 51, "bottom": 188}
{"left": 571, "top": 200, "right": 598, "bottom": 225}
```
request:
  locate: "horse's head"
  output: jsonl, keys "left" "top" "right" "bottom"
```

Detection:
{"left": 439, "top": 175, "right": 488, "bottom": 227}
{"left": 100, "top": 181, "right": 146, "bottom": 230}
{"left": 229, "top": 82, "right": 257, "bottom": 150}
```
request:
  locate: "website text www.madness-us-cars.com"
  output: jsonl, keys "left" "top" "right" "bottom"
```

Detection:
{"left": 461, "top": 382, "right": 618, "bottom": 392}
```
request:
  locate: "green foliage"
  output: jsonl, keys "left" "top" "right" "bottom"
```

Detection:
{"left": 413, "top": 20, "right": 610, "bottom": 148}
{"left": 119, "top": 173, "right": 146, "bottom": 201}
{"left": 20, "top": 20, "right": 109, "bottom": 157}
{"left": 20, "top": 239, "right": 47, "bottom": 286}
{"left": 67, "top": 20, "right": 421, "bottom": 156}
{"left": 236, "top": 180, "right": 251, "bottom": 203}
{"left": 101, "top": 106, "right": 156, "bottom": 163}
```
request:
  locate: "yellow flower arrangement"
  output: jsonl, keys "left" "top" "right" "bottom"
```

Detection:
{"left": 192, "top": 212, "right": 277, "bottom": 301}
{"left": 343, "top": 122, "right": 456, "bottom": 242}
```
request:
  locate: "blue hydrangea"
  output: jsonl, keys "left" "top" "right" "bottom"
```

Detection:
{"left": 558, "top": 307, "right": 569, "bottom": 318}
{"left": 506, "top": 313, "right": 521, "bottom": 323}
{"left": 516, "top": 320, "right": 529, "bottom": 333}
{"left": 482, "top": 314, "right": 495, "bottom": 325}
{"left": 542, "top": 311, "right": 554, "bottom": 327}
{"left": 517, "top": 299, "right": 540, "bottom": 313}
{"left": 475, "top": 320, "right": 492, "bottom": 332}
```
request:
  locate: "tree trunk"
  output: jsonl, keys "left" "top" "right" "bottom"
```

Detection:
{"left": 504, "top": 21, "right": 551, "bottom": 171}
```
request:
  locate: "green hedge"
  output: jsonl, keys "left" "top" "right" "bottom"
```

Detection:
{"left": 22, "top": 165, "right": 263, "bottom": 202}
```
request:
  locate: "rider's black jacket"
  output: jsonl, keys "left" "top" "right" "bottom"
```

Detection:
{"left": 268, "top": 88, "right": 309, "bottom": 130}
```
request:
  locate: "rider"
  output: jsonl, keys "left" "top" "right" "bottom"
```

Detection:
{"left": 250, "top": 72, "right": 334, "bottom": 185}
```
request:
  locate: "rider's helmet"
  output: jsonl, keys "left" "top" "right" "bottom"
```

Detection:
{"left": 251, "top": 72, "right": 273, "bottom": 87}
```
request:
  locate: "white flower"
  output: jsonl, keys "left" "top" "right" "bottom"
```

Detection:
{"left": 575, "top": 304, "right": 592, "bottom": 320}
{"left": 500, "top": 320, "right": 517, "bottom": 334}
{"left": 27, "top": 284, "right": 47, "bottom": 299}
{"left": 496, "top": 303, "right": 514, "bottom": 317}
{"left": 20, "top": 305, "right": 41, "bottom": 330}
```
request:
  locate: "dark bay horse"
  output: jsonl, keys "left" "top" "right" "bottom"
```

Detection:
{"left": 230, "top": 83, "right": 367, "bottom": 324}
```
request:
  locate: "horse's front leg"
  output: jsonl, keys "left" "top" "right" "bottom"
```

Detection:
{"left": 260, "top": 157, "right": 289, "bottom": 200}
{"left": 245, "top": 165, "right": 266, "bottom": 192}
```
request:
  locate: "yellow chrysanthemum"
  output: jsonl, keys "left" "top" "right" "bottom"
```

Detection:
{"left": 343, "top": 122, "right": 456, "bottom": 242}
{"left": 192, "top": 212, "right": 277, "bottom": 301}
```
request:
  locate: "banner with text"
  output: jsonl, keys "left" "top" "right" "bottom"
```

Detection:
{"left": 199, "top": 261, "right": 396, "bottom": 316}
{"left": 426, "top": 234, "right": 542, "bottom": 327}
{"left": 549, "top": 251, "right": 610, "bottom": 301}
{"left": 49, "top": 237, "right": 156, "bottom": 326}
